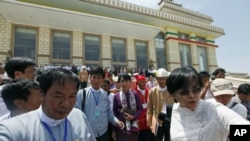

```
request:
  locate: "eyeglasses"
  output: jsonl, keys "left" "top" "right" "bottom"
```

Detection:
{"left": 176, "top": 87, "right": 202, "bottom": 96}
{"left": 24, "top": 69, "right": 37, "bottom": 74}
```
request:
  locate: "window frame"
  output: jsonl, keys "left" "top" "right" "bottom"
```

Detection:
{"left": 13, "top": 26, "right": 38, "bottom": 61}
{"left": 179, "top": 43, "right": 192, "bottom": 67}
{"left": 51, "top": 30, "right": 72, "bottom": 64}
{"left": 135, "top": 40, "right": 148, "bottom": 69}
{"left": 155, "top": 32, "right": 167, "bottom": 68}
{"left": 197, "top": 46, "right": 209, "bottom": 71}
{"left": 111, "top": 37, "right": 127, "bottom": 66}
{"left": 83, "top": 34, "right": 101, "bottom": 66}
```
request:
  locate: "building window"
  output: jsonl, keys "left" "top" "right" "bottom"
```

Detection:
{"left": 155, "top": 33, "right": 166, "bottom": 68}
{"left": 112, "top": 38, "right": 126, "bottom": 63}
{"left": 178, "top": 32, "right": 190, "bottom": 40}
{"left": 52, "top": 32, "right": 71, "bottom": 60}
{"left": 197, "top": 47, "right": 208, "bottom": 71}
{"left": 135, "top": 41, "right": 148, "bottom": 68}
{"left": 196, "top": 36, "right": 206, "bottom": 43}
{"left": 179, "top": 44, "right": 191, "bottom": 67}
{"left": 84, "top": 35, "right": 100, "bottom": 61}
{"left": 14, "top": 27, "right": 37, "bottom": 60}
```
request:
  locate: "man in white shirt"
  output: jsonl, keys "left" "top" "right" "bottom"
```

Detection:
{"left": 0, "top": 68, "right": 96, "bottom": 141}
{"left": 209, "top": 78, "right": 247, "bottom": 118}
{"left": 0, "top": 57, "right": 37, "bottom": 117}
{"left": 233, "top": 83, "right": 250, "bottom": 120}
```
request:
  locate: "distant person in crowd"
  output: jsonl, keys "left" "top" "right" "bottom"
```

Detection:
{"left": 0, "top": 68, "right": 96, "bottom": 141}
{"left": 147, "top": 68, "right": 175, "bottom": 141}
{"left": 110, "top": 75, "right": 120, "bottom": 93}
{"left": 0, "top": 79, "right": 41, "bottom": 121}
{"left": 134, "top": 75, "right": 155, "bottom": 141}
{"left": 0, "top": 57, "right": 37, "bottom": 116}
{"left": 164, "top": 66, "right": 249, "bottom": 141}
{"left": 146, "top": 74, "right": 156, "bottom": 90}
{"left": 130, "top": 73, "right": 139, "bottom": 90}
{"left": 75, "top": 66, "right": 124, "bottom": 141}
{"left": 71, "top": 64, "right": 78, "bottom": 75}
{"left": 208, "top": 78, "right": 247, "bottom": 118}
{"left": 233, "top": 83, "right": 250, "bottom": 120}
{"left": 212, "top": 67, "right": 226, "bottom": 80}
{"left": 102, "top": 79, "right": 111, "bottom": 95}
{"left": 199, "top": 71, "right": 213, "bottom": 100}
{"left": 101, "top": 79, "right": 114, "bottom": 141}
{"left": 79, "top": 65, "right": 89, "bottom": 89}
{"left": 112, "top": 73, "right": 143, "bottom": 141}
{"left": 0, "top": 63, "right": 9, "bottom": 86}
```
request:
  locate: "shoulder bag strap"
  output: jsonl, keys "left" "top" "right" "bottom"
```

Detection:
{"left": 164, "top": 105, "right": 173, "bottom": 141}
{"left": 81, "top": 89, "right": 86, "bottom": 111}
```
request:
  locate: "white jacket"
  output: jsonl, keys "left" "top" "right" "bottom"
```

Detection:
{"left": 170, "top": 100, "right": 250, "bottom": 141}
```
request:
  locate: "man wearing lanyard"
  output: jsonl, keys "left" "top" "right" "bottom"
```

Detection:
{"left": 75, "top": 66, "right": 124, "bottom": 141}
{"left": 0, "top": 68, "right": 96, "bottom": 141}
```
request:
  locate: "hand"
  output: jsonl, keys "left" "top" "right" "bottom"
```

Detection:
{"left": 112, "top": 131, "right": 116, "bottom": 141}
{"left": 116, "top": 121, "right": 124, "bottom": 129}
{"left": 204, "top": 81, "right": 211, "bottom": 90}
{"left": 123, "top": 113, "right": 134, "bottom": 121}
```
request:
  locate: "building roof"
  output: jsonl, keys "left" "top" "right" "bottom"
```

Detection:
{"left": 0, "top": 0, "right": 224, "bottom": 39}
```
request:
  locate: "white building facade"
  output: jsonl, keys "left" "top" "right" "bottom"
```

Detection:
{"left": 0, "top": 0, "right": 225, "bottom": 72}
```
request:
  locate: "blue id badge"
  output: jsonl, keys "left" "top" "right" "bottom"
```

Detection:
{"left": 95, "top": 108, "right": 101, "bottom": 116}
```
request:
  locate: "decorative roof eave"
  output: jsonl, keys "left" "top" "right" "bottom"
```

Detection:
{"left": 158, "top": 1, "right": 213, "bottom": 22}
{"left": 79, "top": 0, "right": 224, "bottom": 36}
{"left": 0, "top": 0, "right": 161, "bottom": 40}
{"left": 17, "top": 0, "right": 225, "bottom": 38}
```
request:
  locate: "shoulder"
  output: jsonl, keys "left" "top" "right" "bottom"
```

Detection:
{"left": 232, "top": 95, "right": 241, "bottom": 103}
{"left": 0, "top": 113, "right": 10, "bottom": 122}
{"left": 68, "top": 108, "right": 85, "bottom": 117}
{"left": 0, "top": 84, "right": 5, "bottom": 93}
{"left": 232, "top": 102, "right": 247, "bottom": 112}
{"left": 149, "top": 86, "right": 157, "bottom": 93}
{"left": 0, "top": 110, "right": 39, "bottom": 130}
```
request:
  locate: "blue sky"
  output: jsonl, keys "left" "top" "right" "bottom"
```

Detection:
{"left": 122, "top": 0, "right": 250, "bottom": 74}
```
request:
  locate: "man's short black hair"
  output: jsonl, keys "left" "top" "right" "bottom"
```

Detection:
{"left": 212, "top": 68, "right": 225, "bottom": 76}
{"left": 5, "top": 57, "right": 36, "bottom": 79}
{"left": 2, "top": 79, "right": 40, "bottom": 111}
{"left": 199, "top": 71, "right": 210, "bottom": 79}
{"left": 238, "top": 83, "right": 250, "bottom": 95}
{"left": 90, "top": 66, "right": 105, "bottom": 78}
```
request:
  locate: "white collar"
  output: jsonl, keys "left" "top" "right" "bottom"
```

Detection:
{"left": 39, "top": 106, "right": 64, "bottom": 127}
{"left": 91, "top": 87, "right": 100, "bottom": 92}
{"left": 139, "top": 89, "right": 146, "bottom": 95}
{"left": 158, "top": 86, "right": 167, "bottom": 91}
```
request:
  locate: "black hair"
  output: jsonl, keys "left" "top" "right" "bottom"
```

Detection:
{"left": 212, "top": 68, "right": 225, "bottom": 76}
{"left": 166, "top": 66, "right": 202, "bottom": 95}
{"left": 103, "top": 79, "right": 110, "bottom": 85}
{"left": 36, "top": 68, "right": 80, "bottom": 95}
{"left": 118, "top": 73, "right": 131, "bottom": 82}
{"left": 237, "top": 83, "right": 250, "bottom": 95}
{"left": 90, "top": 66, "right": 105, "bottom": 78}
{"left": 5, "top": 57, "right": 36, "bottom": 79}
{"left": 2, "top": 79, "right": 40, "bottom": 111}
{"left": 199, "top": 71, "right": 210, "bottom": 79}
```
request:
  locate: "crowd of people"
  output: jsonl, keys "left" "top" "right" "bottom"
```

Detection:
{"left": 0, "top": 57, "right": 249, "bottom": 141}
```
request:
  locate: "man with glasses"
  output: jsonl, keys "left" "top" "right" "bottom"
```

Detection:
{"left": 0, "top": 57, "right": 37, "bottom": 116}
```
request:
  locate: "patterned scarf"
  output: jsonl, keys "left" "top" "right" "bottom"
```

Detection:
{"left": 119, "top": 90, "right": 137, "bottom": 114}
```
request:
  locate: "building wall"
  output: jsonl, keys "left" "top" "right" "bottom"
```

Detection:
{"left": 165, "top": 28, "right": 181, "bottom": 71}
{"left": 0, "top": 18, "right": 218, "bottom": 73}
{"left": 101, "top": 34, "right": 111, "bottom": 67}
{"left": 37, "top": 26, "right": 50, "bottom": 65}
{"left": 72, "top": 31, "right": 83, "bottom": 65}
{"left": 0, "top": 17, "right": 11, "bottom": 62}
